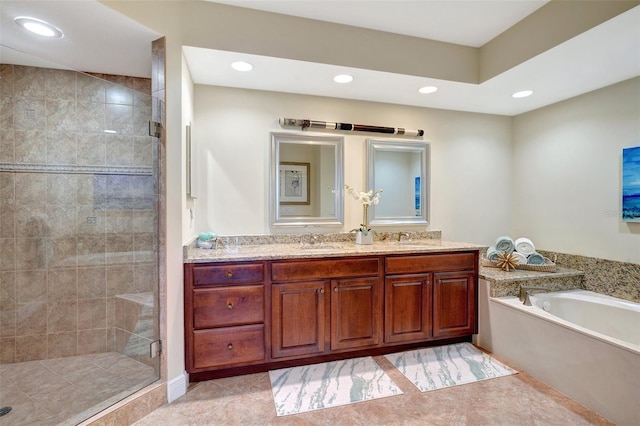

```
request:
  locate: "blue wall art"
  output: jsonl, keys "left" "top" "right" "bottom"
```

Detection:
{"left": 622, "top": 146, "right": 640, "bottom": 222}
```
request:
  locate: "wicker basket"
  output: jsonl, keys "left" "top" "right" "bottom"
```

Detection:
{"left": 481, "top": 256, "right": 557, "bottom": 273}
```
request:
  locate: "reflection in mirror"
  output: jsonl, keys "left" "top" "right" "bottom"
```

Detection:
{"left": 367, "top": 139, "right": 430, "bottom": 225}
{"left": 270, "top": 132, "right": 344, "bottom": 226}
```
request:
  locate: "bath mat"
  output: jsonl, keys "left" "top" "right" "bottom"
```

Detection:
{"left": 384, "top": 342, "right": 517, "bottom": 392}
{"left": 268, "top": 356, "right": 402, "bottom": 416}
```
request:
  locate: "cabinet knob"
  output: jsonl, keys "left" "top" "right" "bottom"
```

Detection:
{"left": 227, "top": 303, "right": 233, "bottom": 310}
{"left": 334, "top": 287, "right": 338, "bottom": 293}
{"left": 319, "top": 288, "right": 324, "bottom": 294}
{"left": 226, "top": 271, "right": 233, "bottom": 278}
{"left": 227, "top": 343, "right": 233, "bottom": 350}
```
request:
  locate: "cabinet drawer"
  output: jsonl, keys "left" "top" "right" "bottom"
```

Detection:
{"left": 193, "top": 263, "right": 264, "bottom": 286}
{"left": 386, "top": 252, "right": 475, "bottom": 274}
{"left": 193, "top": 285, "right": 264, "bottom": 328}
{"left": 272, "top": 258, "right": 379, "bottom": 281}
{"left": 192, "top": 324, "right": 265, "bottom": 369}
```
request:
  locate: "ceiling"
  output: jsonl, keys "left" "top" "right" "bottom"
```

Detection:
{"left": 1, "top": 1, "right": 639, "bottom": 116}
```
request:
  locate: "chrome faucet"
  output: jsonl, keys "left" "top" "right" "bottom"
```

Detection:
{"left": 397, "top": 232, "right": 410, "bottom": 242}
{"left": 301, "top": 233, "right": 322, "bottom": 246}
{"left": 518, "top": 285, "right": 547, "bottom": 306}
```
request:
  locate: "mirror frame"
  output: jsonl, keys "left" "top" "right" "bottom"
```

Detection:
{"left": 366, "top": 138, "right": 430, "bottom": 226}
{"left": 270, "top": 131, "right": 344, "bottom": 227}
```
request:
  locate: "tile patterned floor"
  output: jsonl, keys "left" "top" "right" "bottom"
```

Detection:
{"left": 0, "top": 352, "right": 156, "bottom": 426}
{"left": 135, "top": 355, "right": 614, "bottom": 425}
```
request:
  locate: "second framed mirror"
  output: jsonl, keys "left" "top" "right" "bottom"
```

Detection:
{"left": 366, "top": 139, "right": 430, "bottom": 226}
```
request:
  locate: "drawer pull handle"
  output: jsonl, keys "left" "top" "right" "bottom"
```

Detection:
{"left": 226, "top": 271, "right": 233, "bottom": 278}
{"left": 227, "top": 343, "right": 233, "bottom": 350}
{"left": 227, "top": 303, "right": 233, "bottom": 310}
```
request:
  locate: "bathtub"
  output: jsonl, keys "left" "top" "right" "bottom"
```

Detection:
{"left": 476, "top": 282, "right": 640, "bottom": 425}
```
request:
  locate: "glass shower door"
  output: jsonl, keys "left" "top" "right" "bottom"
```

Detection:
{"left": 0, "top": 47, "right": 160, "bottom": 425}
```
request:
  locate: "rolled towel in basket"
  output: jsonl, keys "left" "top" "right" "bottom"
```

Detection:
{"left": 511, "top": 251, "right": 528, "bottom": 265}
{"left": 495, "top": 236, "right": 515, "bottom": 254}
{"left": 527, "top": 252, "right": 545, "bottom": 265}
{"left": 486, "top": 246, "right": 500, "bottom": 261}
{"left": 515, "top": 237, "right": 535, "bottom": 256}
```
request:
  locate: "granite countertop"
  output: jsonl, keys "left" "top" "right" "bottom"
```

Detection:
{"left": 479, "top": 266, "right": 584, "bottom": 283}
{"left": 184, "top": 239, "right": 483, "bottom": 263}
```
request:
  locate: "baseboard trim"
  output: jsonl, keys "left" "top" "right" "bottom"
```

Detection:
{"left": 167, "top": 371, "right": 188, "bottom": 403}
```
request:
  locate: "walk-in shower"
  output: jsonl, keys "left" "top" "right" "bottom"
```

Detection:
{"left": 0, "top": 49, "right": 160, "bottom": 425}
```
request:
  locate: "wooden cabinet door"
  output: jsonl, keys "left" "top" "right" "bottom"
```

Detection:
{"left": 272, "top": 281, "right": 327, "bottom": 358}
{"left": 384, "top": 274, "right": 432, "bottom": 343}
{"left": 330, "top": 277, "right": 381, "bottom": 350}
{"left": 433, "top": 271, "right": 476, "bottom": 338}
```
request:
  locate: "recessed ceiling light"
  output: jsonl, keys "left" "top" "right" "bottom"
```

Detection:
{"left": 333, "top": 74, "right": 353, "bottom": 84}
{"left": 512, "top": 90, "right": 533, "bottom": 98}
{"left": 104, "top": 129, "right": 117, "bottom": 134}
{"left": 231, "top": 61, "right": 253, "bottom": 72}
{"left": 15, "top": 16, "right": 63, "bottom": 39}
{"left": 418, "top": 86, "right": 438, "bottom": 94}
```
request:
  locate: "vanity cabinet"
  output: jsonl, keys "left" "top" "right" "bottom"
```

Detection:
{"left": 184, "top": 249, "right": 477, "bottom": 380}
{"left": 271, "top": 257, "right": 381, "bottom": 359}
{"left": 384, "top": 252, "right": 477, "bottom": 344}
{"left": 184, "top": 262, "right": 267, "bottom": 373}
{"left": 271, "top": 280, "right": 327, "bottom": 358}
{"left": 433, "top": 271, "right": 476, "bottom": 338}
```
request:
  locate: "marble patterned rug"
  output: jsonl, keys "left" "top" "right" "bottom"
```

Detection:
{"left": 384, "top": 342, "right": 517, "bottom": 392}
{"left": 268, "top": 356, "right": 402, "bottom": 416}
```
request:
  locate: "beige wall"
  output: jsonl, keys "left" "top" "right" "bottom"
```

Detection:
{"left": 192, "top": 85, "right": 513, "bottom": 242}
{"left": 512, "top": 77, "right": 640, "bottom": 264}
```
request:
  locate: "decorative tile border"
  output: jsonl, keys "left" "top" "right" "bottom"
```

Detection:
{"left": 0, "top": 162, "right": 153, "bottom": 176}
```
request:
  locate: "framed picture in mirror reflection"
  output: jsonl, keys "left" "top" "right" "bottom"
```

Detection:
{"left": 279, "top": 162, "right": 310, "bottom": 205}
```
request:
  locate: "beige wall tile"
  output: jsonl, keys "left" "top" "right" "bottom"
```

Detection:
{"left": 0, "top": 239, "right": 16, "bottom": 271}
{"left": 0, "top": 304, "right": 16, "bottom": 338}
{"left": 16, "top": 302, "right": 47, "bottom": 335}
{"left": 0, "top": 129, "right": 15, "bottom": 162}
{"left": 47, "top": 331, "right": 77, "bottom": 358}
{"left": 16, "top": 270, "right": 47, "bottom": 304}
{"left": 0, "top": 204, "right": 15, "bottom": 238}
{"left": 78, "top": 267, "right": 106, "bottom": 299}
{"left": 47, "top": 268, "right": 78, "bottom": 301}
{"left": 46, "top": 69, "right": 77, "bottom": 100}
{"left": 78, "top": 299, "right": 107, "bottom": 330}
{"left": 77, "top": 133, "right": 106, "bottom": 165}
{"left": 15, "top": 205, "right": 47, "bottom": 238}
{"left": 47, "top": 174, "right": 77, "bottom": 205}
{"left": 14, "top": 173, "right": 46, "bottom": 205}
{"left": 13, "top": 97, "right": 45, "bottom": 131}
{"left": 47, "top": 301, "right": 78, "bottom": 332}
{"left": 46, "top": 237, "right": 77, "bottom": 269}
{"left": 77, "top": 329, "right": 107, "bottom": 355}
{"left": 0, "top": 64, "right": 15, "bottom": 97}
{"left": 0, "top": 337, "right": 16, "bottom": 363}
{"left": 14, "top": 66, "right": 45, "bottom": 98}
{"left": 77, "top": 101, "right": 106, "bottom": 133}
{"left": 46, "top": 99, "right": 77, "bottom": 133}
{"left": 15, "top": 334, "right": 47, "bottom": 362}
{"left": 77, "top": 73, "right": 105, "bottom": 103}
{"left": 0, "top": 271, "right": 16, "bottom": 305}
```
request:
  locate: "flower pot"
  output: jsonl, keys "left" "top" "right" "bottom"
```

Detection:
{"left": 355, "top": 231, "right": 374, "bottom": 245}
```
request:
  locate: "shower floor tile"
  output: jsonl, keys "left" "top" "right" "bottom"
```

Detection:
{"left": 0, "top": 352, "right": 155, "bottom": 426}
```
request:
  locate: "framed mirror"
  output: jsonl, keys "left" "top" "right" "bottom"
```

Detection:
{"left": 366, "top": 139, "right": 430, "bottom": 225}
{"left": 270, "top": 132, "right": 344, "bottom": 227}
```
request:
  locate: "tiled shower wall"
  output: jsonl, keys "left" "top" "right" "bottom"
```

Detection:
{"left": 0, "top": 64, "right": 158, "bottom": 364}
